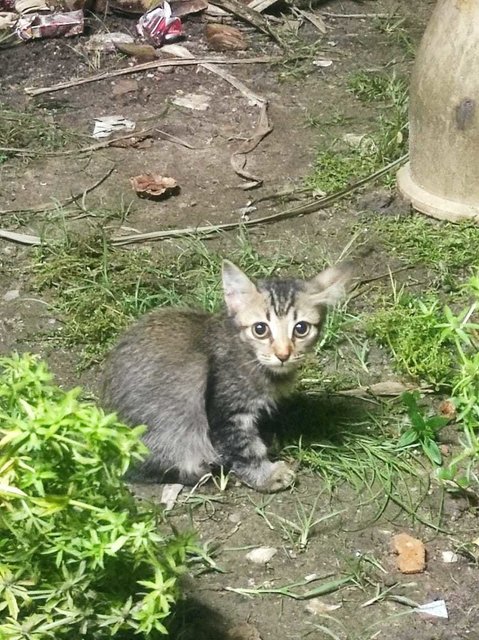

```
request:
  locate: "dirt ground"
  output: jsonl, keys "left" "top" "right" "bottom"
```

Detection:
{"left": 1, "top": 0, "right": 479, "bottom": 638}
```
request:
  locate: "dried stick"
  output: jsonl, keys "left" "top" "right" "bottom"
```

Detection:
{"left": 0, "top": 129, "right": 154, "bottom": 158}
{"left": 322, "top": 12, "right": 390, "bottom": 19}
{"left": 0, "top": 155, "right": 408, "bottom": 246}
{"left": 24, "top": 55, "right": 281, "bottom": 96}
{"left": 112, "top": 154, "right": 408, "bottom": 245}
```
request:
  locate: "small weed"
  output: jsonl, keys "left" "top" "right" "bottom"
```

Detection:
{"left": 374, "top": 15, "right": 415, "bottom": 58}
{"left": 277, "top": 39, "right": 326, "bottom": 81}
{"left": 348, "top": 71, "right": 408, "bottom": 106}
{"left": 307, "top": 70, "right": 408, "bottom": 194}
{"left": 369, "top": 216, "right": 479, "bottom": 284}
{"left": 254, "top": 493, "right": 341, "bottom": 549}
{"left": 365, "top": 290, "right": 455, "bottom": 387}
{"left": 398, "top": 391, "right": 449, "bottom": 465}
{"left": 0, "top": 105, "right": 78, "bottom": 159}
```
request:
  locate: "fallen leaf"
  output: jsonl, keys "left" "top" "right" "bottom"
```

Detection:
{"left": 161, "top": 42, "right": 193, "bottom": 57}
{"left": 15, "top": 0, "right": 48, "bottom": 12}
{"left": 439, "top": 399, "right": 456, "bottom": 420}
{"left": 392, "top": 533, "right": 426, "bottom": 574}
{"left": 112, "top": 78, "right": 139, "bottom": 97}
{"left": 92, "top": 116, "right": 136, "bottom": 139}
{"left": 130, "top": 173, "right": 179, "bottom": 199}
{"left": 115, "top": 42, "right": 158, "bottom": 61}
{"left": 170, "top": 0, "right": 207, "bottom": 16}
{"left": 247, "top": 0, "right": 278, "bottom": 12}
{"left": 205, "top": 23, "right": 247, "bottom": 51}
{"left": 231, "top": 102, "right": 272, "bottom": 189}
{"left": 296, "top": 8, "right": 327, "bottom": 34}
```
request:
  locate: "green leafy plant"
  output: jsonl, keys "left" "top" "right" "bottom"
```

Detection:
{"left": 0, "top": 353, "right": 196, "bottom": 639}
{"left": 436, "top": 274, "right": 479, "bottom": 489}
{"left": 398, "top": 391, "right": 449, "bottom": 465}
{"left": 366, "top": 292, "right": 455, "bottom": 386}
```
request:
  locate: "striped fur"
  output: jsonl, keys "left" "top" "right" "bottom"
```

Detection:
{"left": 100, "top": 260, "right": 353, "bottom": 492}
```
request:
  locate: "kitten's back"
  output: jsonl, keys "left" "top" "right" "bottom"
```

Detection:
{"left": 101, "top": 308, "right": 217, "bottom": 481}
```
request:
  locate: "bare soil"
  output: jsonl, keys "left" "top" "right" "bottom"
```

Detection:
{"left": 1, "top": 1, "right": 478, "bottom": 638}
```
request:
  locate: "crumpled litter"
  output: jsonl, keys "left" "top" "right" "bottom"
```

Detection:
{"left": 92, "top": 116, "right": 136, "bottom": 139}
{"left": 16, "top": 8, "right": 83, "bottom": 40}
{"left": 137, "top": 0, "right": 182, "bottom": 47}
{"left": 415, "top": 599, "right": 448, "bottom": 619}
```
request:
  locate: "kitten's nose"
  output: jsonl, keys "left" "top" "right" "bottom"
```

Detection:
{"left": 275, "top": 348, "right": 292, "bottom": 363}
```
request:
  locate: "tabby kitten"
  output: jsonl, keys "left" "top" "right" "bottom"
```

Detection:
{"left": 100, "top": 260, "right": 352, "bottom": 492}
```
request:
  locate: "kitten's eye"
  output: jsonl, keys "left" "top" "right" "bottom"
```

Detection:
{"left": 293, "top": 321, "right": 311, "bottom": 338}
{"left": 252, "top": 322, "right": 270, "bottom": 338}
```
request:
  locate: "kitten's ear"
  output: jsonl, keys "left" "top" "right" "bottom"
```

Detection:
{"left": 306, "top": 261, "right": 354, "bottom": 306}
{"left": 222, "top": 260, "right": 258, "bottom": 314}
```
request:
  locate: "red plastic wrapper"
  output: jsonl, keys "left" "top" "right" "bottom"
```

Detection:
{"left": 137, "top": 1, "right": 182, "bottom": 47}
{"left": 16, "top": 9, "right": 84, "bottom": 40}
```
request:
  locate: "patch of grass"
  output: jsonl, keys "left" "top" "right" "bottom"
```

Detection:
{"left": 281, "top": 405, "right": 437, "bottom": 529}
{"left": 369, "top": 215, "right": 479, "bottom": 284}
{"left": 305, "top": 147, "right": 376, "bottom": 195}
{"left": 0, "top": 104, "right": 78, "bottom": 160}
{"left": 31, "top": 232, "right": 300, "bottom": 367}
{"left": 365, "top": 290, "right": 455, "bottom": 387}
{"left": 306, "top": 71, "right": 408, "bottom": 194}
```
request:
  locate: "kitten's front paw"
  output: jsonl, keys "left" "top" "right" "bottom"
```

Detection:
{"left": 258, "top": 461, "right": 296, "bottom": 493}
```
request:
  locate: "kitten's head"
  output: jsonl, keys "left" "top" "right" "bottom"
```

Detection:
{"left": 222, "top": 260, "right": 354, "bottom": 375}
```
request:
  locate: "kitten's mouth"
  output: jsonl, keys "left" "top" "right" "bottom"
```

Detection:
{"left": 265, "top": 359, "right": 300, "bottom": 374}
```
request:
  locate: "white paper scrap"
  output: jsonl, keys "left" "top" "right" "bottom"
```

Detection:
{"left": 415, "top": 599, "right": 448, "bottom": 619}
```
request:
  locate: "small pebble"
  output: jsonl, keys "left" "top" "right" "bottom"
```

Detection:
{"left": 228, "top": 512, "right": 242, "bottom": 524}
{"left": 3, "top": 289, "right": 20, "bottom": 301}
{"left": 441, "top": 550, "right": 459, "bottom": 563}
{"left": 245, "top": 546, "right": 277, "bottom": 564}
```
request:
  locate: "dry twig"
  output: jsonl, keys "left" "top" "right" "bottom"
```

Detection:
{"left": 112, "top": 154, "right": 408, "bottom": 245}
{"left": 25, "top": 56, "right": 281, "bottom": 96}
